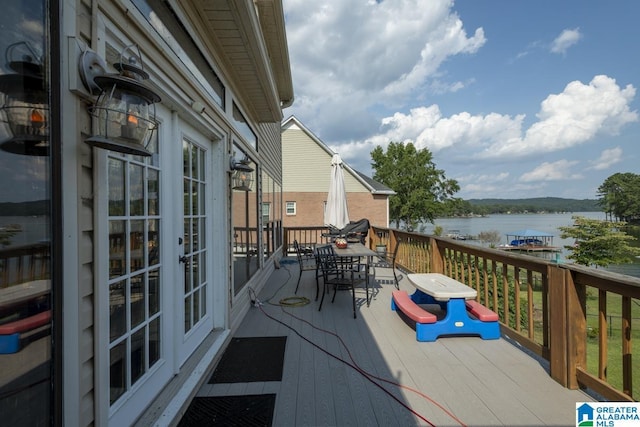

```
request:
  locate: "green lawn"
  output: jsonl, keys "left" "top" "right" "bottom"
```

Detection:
{"left": 522, "top": 287, "right": 639, "bottom": 399}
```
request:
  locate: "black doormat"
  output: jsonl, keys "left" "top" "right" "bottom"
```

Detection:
{"left": 178, "top": 394, "right": 276, "bottom": 427}
{"left": 209, "top": 336, "right": 287, "bottom": 383}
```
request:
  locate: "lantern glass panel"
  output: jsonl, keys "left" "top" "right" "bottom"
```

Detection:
{"left": 4, "top": 95, "right": 48, "bottom": 140}
{"left": 94, "top": 85, "right": 154, "bottom": 144}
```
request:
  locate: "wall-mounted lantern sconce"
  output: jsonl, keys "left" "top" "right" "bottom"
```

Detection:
{"left": 79, "top": 45, "right": 161, "bottom": 156}
{"left": 0, "top": 42, "right": 49, "bottom": 156}
{"left": 230, "top": 157, "right": 254, "bottom": 191}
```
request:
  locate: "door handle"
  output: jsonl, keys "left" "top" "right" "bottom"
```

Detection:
{"left": 178, "top": 255, "right": 188, "bottom": 264}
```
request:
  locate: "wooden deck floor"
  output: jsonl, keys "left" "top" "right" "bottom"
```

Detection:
{"left": 195, "top": 260, "right": 594, "bottom": 426}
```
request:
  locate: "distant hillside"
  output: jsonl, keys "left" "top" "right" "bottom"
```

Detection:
{"left": 0, "top": 200, "right": 50, "bottom": 216}
{"left": 466, "top": 197, "right": 601, "bottom": 213}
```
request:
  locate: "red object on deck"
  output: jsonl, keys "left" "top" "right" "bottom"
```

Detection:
{"left": 465, "top": 300, "right": 499, "bottom": 322}
{"left": 0, "top": 310, "right": 51, "bottom": 334}
{"left": 391, "top": 290, "right": 437, "bottom": 324}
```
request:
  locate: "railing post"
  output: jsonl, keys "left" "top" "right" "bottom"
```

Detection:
{"left": 283, "top": 228, "right": 289, "bottom": 255}
{"left": 429, "top": 237, "right": 444, "bottom": 274}
{"left": 548, "top": 265, "right": 568, "bottom": 386}
{"left": 565, "top": 268, "right": 586, "bottom": 389}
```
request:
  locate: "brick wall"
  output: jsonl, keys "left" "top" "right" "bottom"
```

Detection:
{"left": 282, "top": 191, "right": 388, "bottom": 228}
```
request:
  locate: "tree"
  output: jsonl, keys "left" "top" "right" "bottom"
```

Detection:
{"left": 558, "top": 216, "right": 640, "bottom": 267}
{"left": 0, "top": 224, "right": 21, "bottom": 247}
{"left": 477, "top": 230, "right": 502, "bottom": 248}
{"left": 371, "top": 142, "right": 459, "bottom": 230}
{"left": 597, "top": 172, "right": 640, "bottom": 223}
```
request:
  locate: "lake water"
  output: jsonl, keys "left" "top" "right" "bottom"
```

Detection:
{"left": 0, "top": 215, "right": 50, "bottom": 247}
{"left": 419, "top": 212, "right": 640, "bottom": 278}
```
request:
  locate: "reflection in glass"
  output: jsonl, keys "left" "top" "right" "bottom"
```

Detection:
{"left": 148, "top": 219, "right": 159, "bottom": 266}
{"left": 183, "top": 219, "right": 191, "bottom": 254}
{"left": 149, "top": 317, "right": 160, "bottom": 367}
{"left": 0, "top": 5, "right": 52, "bottom": 424}
{"left": 130, "top": 220, "right": 144, "bottom": 273}
{"left": 131, "top": 328, "right": 146, "bottom": 385}
{"left": 0, "top": 42, "right": 49, "bottom": 157}
{"left": 106, "top": 142, "right": 162, "bottom": 406}
{"left": 183, "top": 178, "right": 190, "bottom": 216}
{"left": 109, "top": 158, "right": 125, "bottom": 215}
{"left": 191, "top": 144, "right": 198, "bottom": 180}
{"left": 231, "top": 146, "right": 259, "bottom": 294}
{"left": 192, "top": 250, "right": 199, "bottom": 289}
{"left": 148, "top": 168, "right": 159, "bottom": 215}
{"left": 110, "top": 341, "right": 127, "bottom": 404}
{"left": 192, "top": 218, "right": 199, "bottom": 251}
{"left": 200, "top": 251, "right": 206, "bottom": 288}
{"left": 130, "top": 273, "right": 145, "bottom": 328}
{"left": 191, "top": 181, "right": 198, "bottom": 215}
{"left": 182, "top": 140, "right": 189, "bottom": 176}
{"left": 109, "top": 281, "right": 126, "bottom": 342}
{"left": 149, "top": 269, "right": 159, "bottom": 315}
{"left": 181, "top": 139, "right": 207, "bottom": 332}
{"left": 184, "top": 295, "right": 191, "bottom": 332}
{"left": 130, "top": 163, "right": 144, "bottom": 215}
{"left": 193, "top": 286, "right": 200, "bottom": 323}
{"left": 184, "top": 257, "right": 191, "bottom": 294}
{"left": 200, "top": 283, "right": 207, "bottom": 317}
{"left": 200, "top": 218, "right": 206, "bottom": 251}
{"left": 109, "top": 220, "right": 126, "bottom": 278}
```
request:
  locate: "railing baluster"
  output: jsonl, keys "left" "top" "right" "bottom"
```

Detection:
{"left": 599, "top": 289, "right": 608, "bottom": 381}
{"left": 514, "top": 267, "right": 521, "bottom": 332}
{"left": 527, "top": 270, "right": 534, "bottom": 339}
{"left": 622, "top": 295, "right": 632, "bottom": 397}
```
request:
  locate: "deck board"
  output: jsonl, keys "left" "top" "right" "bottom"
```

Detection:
{"left": 195, "top": 261, "right": 594, "bottom": 426}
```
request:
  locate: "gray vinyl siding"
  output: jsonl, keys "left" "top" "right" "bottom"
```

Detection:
{"left": 257, "top": 122, "right": 283, "bottom": 181}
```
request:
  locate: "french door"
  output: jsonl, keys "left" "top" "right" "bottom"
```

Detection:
{"left": 103, "top": 132, "right": 172, "bottom": 425}
{"left": 177, "top": 135, "right": 215, "bottom": 363}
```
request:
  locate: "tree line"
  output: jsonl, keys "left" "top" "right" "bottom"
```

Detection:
{"left": 463, "top": 197, "right": 601, "bottom": 215}
{"left": 371, "top": 142, "right": 639, "bottom": 267}
{"left": 598, "top": 172, "right": 640, "bottom": 224}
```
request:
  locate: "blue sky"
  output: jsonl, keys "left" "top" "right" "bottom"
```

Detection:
{"left": 282, "top": 0, "right": 640, "bottom": 200}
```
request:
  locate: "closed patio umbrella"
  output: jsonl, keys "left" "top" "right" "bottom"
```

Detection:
{"left": 324, "top": 153, "right": 349, "bottom": 230}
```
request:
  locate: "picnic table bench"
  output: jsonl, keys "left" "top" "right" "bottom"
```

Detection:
{"left": 391, "top": 273, "right": 500, "bottom": 342}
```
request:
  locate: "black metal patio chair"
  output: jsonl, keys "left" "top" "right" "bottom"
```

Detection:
{"left": 293, "top": 240, "right": 322, "bottom": 300}
{"left": 316, "top": 245, "right": 368, "bottom": 318}
{"left": 376, "top": 236, "right": 403, "bottom": 289}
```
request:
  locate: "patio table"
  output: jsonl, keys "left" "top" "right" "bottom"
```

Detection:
{"left": 330, "top": 242, "right": 377, "bottom": 303}
{"left": 332, "top": 242, "right": 376, "bottom": 281}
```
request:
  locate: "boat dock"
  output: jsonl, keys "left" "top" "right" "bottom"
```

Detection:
{"left": 498, "top": 229, "right": 561, "bottom": 253}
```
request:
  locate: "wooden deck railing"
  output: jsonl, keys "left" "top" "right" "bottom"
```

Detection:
{"left": 0, "top": 242, "right": 50, "bottom": 288}
{"left": 286, "top": 225, "right": 640, "bottom": 401}
{"left": 283, "top": 226, "right": 332, "bottom": 254}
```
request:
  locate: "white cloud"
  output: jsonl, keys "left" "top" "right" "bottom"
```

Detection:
{"left": 457, "top": 172, "right": 509, "bottom": 195}
{"left": 352, "top": 75, "right": 637, "bottom": 162}
{"left": 519, "top": 160, "right": 582, "bottom": 182}
{"left": 551, "top": 28, "right": 582, "bottom": 54}
{"left": 284, "top": 0, "right": 485, "bottom": 119}
{"left": 588, "top": 147, "right": 623, "bottom": 170}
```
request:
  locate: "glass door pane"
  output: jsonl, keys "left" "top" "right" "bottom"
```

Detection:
{"left": 182, "top": 140, "right": 207, "bottom": 333}
{"left": 107, "top": 146, "right": 162, "bottom": 406}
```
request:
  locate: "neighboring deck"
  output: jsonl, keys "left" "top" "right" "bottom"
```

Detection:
{"left": 498, "top": 245, "right": 561, "bottom": 253}
{"left": 194, "top": 260, "right": 594, "bottom": 426}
